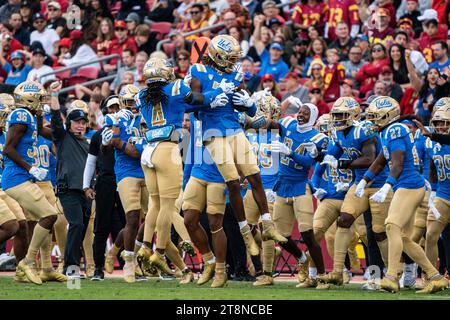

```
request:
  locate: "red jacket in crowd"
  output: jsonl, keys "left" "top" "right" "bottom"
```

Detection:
{"left": 418, "top": 24, "right": 448, "bottom": 63}
{"left": 323, "top": 63, "right": 345, "bottom": 102}
{"left": 327, "top": 0, "right": 359, "bottom": 41}
{"left": 106, "top": 36, "right": 138, "bottom": 65}
{"left": 354, "top": 58, "right": 389, "bottom": 97}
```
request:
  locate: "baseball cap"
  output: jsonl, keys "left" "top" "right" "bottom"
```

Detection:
{"left": 59, "top": 38, "right": 71, "bottom": 48}
{"left": 32, "top": 47, "right": 46, "bottom": 56}
{"left": 47, "top": 1, "right": 61, "bottom": 10}
{"left": 418, "top": 9, "right": 438, "bottom": 21}
{"left": 342, "top": 79, "right": 354, "bottom": 88}
{"left": 270, "top": 42, "right": 283, "bottom": 51}
{"left": 268, "top": 17, "right": 282, "bottom": 28}
{"left": 114, "top": 20, "right": 127, "bottom": 29}
{"left": 377, "top": 8, "right": 390, "bottom": 17}
{"left": 282, "top": 72, "right": 300, "bottom": 81}
{"left": 67, "top": 109, "right": 88, "bottom": 122}
{"left": 10, "top": 51, "right": 23, "bottom": 60}
{"left": 261, "top": 74, "right": 275, "bottom": 82}
{"left": 126, "top": 12, "right": 140, "bottom": 23}
{"left": 262, "top": 0, "right": 276, "bottom": 9}
{"left": 70, "top": 29, "right": 83, "bottom": 39}
{"left": 381, "top": 65, "right": 393, "bottom": 74}
{"left": 356, "top": 34, "right": 368, "bottom": 42}
{"left": 309, "top": 85, "right": 322, "bottom": 93}
{"left": 32, "top": 13, "right": 46, "bottom": 22}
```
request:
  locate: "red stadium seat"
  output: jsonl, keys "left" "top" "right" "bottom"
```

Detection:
{"left": 162, "top": 43, "right": 175, "bottom": 57}
{"left": 151, "top": 22, "right": 172, "bottom": 40}
{"left": 75, "top": 67, "right": 100, "bottom": 80}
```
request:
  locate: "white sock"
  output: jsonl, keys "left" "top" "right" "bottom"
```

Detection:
{"left": 135, "top": 240, "right": 143, "bottom": 247}
{"left": 298, "top": 252, "right": 307, "bottom": 264}
{"left": 309, "top": 267, "right": 317, "bottom": 278}
{"left": 124, "top": 250, "right": 134, "bottom": 257}
{"left": 206, "top": 257, "right": 216, "bottom": 265}
{"left": 238, "top": 220, "right": 248, "bottom": 230}
{"left": 261, "top": 213, "right": 271, "bottom": 221}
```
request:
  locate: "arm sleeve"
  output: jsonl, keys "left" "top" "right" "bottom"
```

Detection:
{"left": 82, "top": 153, "right": 97, "bottom": 190}
{"left": 430, "top": 133, "right": 450, "bottom": 145}
{"left": 50, "top": 109, "right": 66, "bottom": 141}
{"left": 311, "top": 163, "right": 326, "bottom": 190}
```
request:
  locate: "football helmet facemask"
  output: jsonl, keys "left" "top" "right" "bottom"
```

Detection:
{"left": 366, "top": 96, "right": 400, "bottom": 129}
{"left": 430, "top": 107, "right": 450, "bottom": 134}
{"left": 143, "top": 57, "right": 176, "bottom": 84}
{"left": 119, "top": 84, "right": 140, "bottom": 110}
{"left": 330, "top": 97, "right": 361, "bottom": 131}
{"left": 249, "top": 95, "right": 281, "bottom": 129}
{"left": 208, "top": 35, "right": 242, "bottom": 73}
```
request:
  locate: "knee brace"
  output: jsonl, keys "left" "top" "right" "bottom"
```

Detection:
{"left": 337, "top": 213, "right": 354, "bottom": 229}
{"left": 373, "top": 231, "right": 387, "bottom": 242}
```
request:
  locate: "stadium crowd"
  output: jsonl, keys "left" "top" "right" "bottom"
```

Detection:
{"left": 0, "top": 0, "right": 449, "bottom": 294}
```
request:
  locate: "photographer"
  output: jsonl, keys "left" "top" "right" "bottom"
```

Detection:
{"left": 48, "top": 81, "right": 91, "bottom": 277}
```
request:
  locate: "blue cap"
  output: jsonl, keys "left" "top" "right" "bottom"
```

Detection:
{"left": 270, "top": 42, "right": 283, "bottom": 51}
{"left": 401, "top": 119, "right": 417, "bottom": 127}
{"left": 10, "top": 51, "right": 23, "bottom": 60}
{"left": 356, "top": 34, "right": 368, "bottom": 42}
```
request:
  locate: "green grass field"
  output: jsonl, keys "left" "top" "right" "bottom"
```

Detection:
{"left": 0, "top": 277, "right": 450, "bottom": 300}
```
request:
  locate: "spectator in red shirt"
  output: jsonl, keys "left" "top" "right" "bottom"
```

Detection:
{"left": 417, "top": 10, "right": 448, "bottom": 63}
{"left": 323, "top": 48, "right": 345, "bottom": 102}
{"left": 0, "top": 22, "right": 23, "bottom": 62}
{"left": 355, "top": 43, "right": 389, "bottom": 98}
{"left": 104, "top": 20, "right": 137, "bottom": 73}
{"left": 377, "top": 0, "right": 396, "bottom": 29}
{"left": 308, "top": 85, "right": 329, "bottom": 116}
{"left": 368, "top": 8, "right": 395, "bottom": 47}
{"left": 92, "top": 18, "right": 115, "bottom": 57}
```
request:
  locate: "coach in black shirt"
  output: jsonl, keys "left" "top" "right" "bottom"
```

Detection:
{"left": 82, "top": 96, "right": 125, "bottom": 280}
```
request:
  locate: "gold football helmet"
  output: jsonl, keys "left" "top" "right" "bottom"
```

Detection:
{"left": 249, "top": 95, "right": 281, "bottom": 129}
{"left": 119, "top": 84, "right": 140, "bottom": 109}
{"left": 430, "top": 107, "right": 450, "bottom": 134}
{"left": 316, "top": 113, "right": 331, "bottom": 134}
{"left": 143, "top": 57, "right": 175, "bottom": 84}
{"left": 433, "top": 97, "right": 450, "bottom": 112}
{"left": 366, "top": 96, "right": 400, "bottom": 129}
{"left": 0, "top": 94, "right": 14, "bottom": 128}
{"left": 13, "top": 81, "right": 46, "bottom": 113}
{"left": 68, "top": 100, "right": 89, "bottom": 115}
{"left": 208, "top": 35, "right": 242, "bottom": 73}
{"left": 330, "top": 97, "right": 361, "bottom": 131}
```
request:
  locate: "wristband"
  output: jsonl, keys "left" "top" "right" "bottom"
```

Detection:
{"left": 120, "top": 142, "right": 127, "bottom": 153}
{"left": 386, "top": 176, "right": 398, "bottom": 186}
{"left": 337, "top": 159, "right": 352, "bottom": 169}
{"left": 51, "top": 93, "right": 59, "bottom": 97}
{"left": 364, "top": 170, "right": 376, "bottom": 181}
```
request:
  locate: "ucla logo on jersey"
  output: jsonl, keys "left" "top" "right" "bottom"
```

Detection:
{"left": 217, "top": 38, "right": 232, "bottom": 52}
{"left": 433, "top": 143, "right": 442, "bottom": 154}
{"left": 23, "top": 83, "right": 41, "bottom": 93}
{"left": 208, "top": 74, "right": 213, "bottom": 80}
{"left": 375, "top": 98, "right": 393, "bottom": 109}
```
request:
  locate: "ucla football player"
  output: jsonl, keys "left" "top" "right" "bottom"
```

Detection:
{"left": 135, "top": 57, "right": 229, "bottom": 275}
{"left": 3, "top": 81, "right": 66, "bottom": 284}
{"left": 318, "top": 97, "right": 390, "bottom": 287}
{"left": 243, "top": 95, "right": 283, "bottom": 286}
{"left": 0, "top": 94, "right": 30, "bottom": 282}
{"left": 424, "top": 106, "right": 450, "bottom": 277}
{"left": 357, "top": 96, "right": 447, "bottom": 294}
{"left": 188, "top": 35, "right": 287, "bottom": 258}
{"left": 264, "top": 103, "right": 328, "bottom": 285}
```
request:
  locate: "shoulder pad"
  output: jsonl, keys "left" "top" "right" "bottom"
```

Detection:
{"left": 310, "top": 132, "right": 327, "bottom": 144}
{"left": 192, "top": 63, "right": 207, "bottom": 74}
{"left": 280, "top": 117, "right": 296, "bottom": 129}
{"left": 354, "top": 121, "right": 375, "bottom": 139}
{"left": 384, "top": 123, "right": 410, "bottom": 141}
{"left": 9, "top": 108, "right": 34, "bottom": 124}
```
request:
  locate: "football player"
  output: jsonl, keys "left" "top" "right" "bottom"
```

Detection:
{"left": 266, "top": 103, "right": 328, "bottom": 285}
{"left": 357, "top": 96, "right": 448, "bottom": 294}
{"left": 102, "top": 85, "right": 149, "bottom": 283}
{"left": 424, "top": 105, "right": 450, "bottom": 277}
{"left": 244, "top": 95, "right": 282, "bottom": 286}
{"left": 135, "top": 57, "right": 229, "bottom": 276}
{"left": 3, "top": 81, "right": 66, "bottom": 284}
{"left": 188, "top": 35, "right": 287, "bottom": 258}
{"left": 318, "top": 97, "right": 390, "bottom": 287}
{"left": 0, "top": 94, "right": 30, "bottom": 282}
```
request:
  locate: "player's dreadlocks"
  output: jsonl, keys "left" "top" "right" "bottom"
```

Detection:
{"left": 141, "top": 81, "right": 168, "bottom": 107}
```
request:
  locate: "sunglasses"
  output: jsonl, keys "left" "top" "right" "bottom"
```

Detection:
{"left": 115, "top": 28, "right": 126, "bottom": 31}
{"left": 34, "top": 20, "right": 45, "bottom": 24}
{"left": 372, "top": 48, "right": 384, "bottom": 53}
{"left": 178, "top": 57, "right": 188, "bottom": 61}
{"left": 312, "top": 67, "right": 322, "bottom": 71}
{"left": 48, "top": 8, "right": 59, "bottom": 12}
{"left": 311, "top": 89, "right": 321, "bottom": 94}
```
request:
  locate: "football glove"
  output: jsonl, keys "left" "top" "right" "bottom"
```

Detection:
{"left": 321, "top": 155, "right": 338, "bottom": 168}
{"left": 265, "top": 190, "right": 276, "bottom": 203}
{"left": 29, "top": 167, "right": 48, "bottom": 181}
{"left": 101, "top": 128, "right": 113, "bottom": 146}
{"left": 116, "top": 109, "right": 134, "bottom": 122}
{"left": 354, "top": 179, "right": 367, "bottom": 198}
{"left": 271, "top": 141, "right": 291, "bottom": 155}
{"left": 369, "top": 183, "right": 391, "bottom": 203}
{"left": 313, "top": 188, "right": 327, "bottom": 200}
{"left": 210, "top": 93, "right": 229, "bottom": 108}
{"left": 232, "top": 89, "right": 254, "bottom": 108}
{"left": 335, "top": 182, "right": 350, "bottom": 193}
{"left": 303, "top": 142, "right": 318, "bottom": 158}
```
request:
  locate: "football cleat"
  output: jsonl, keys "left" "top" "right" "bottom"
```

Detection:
{"left": 253, "top": 275, "right": 274, "bottom": 286}
{"left": 211, "top": 271, "right": 227, "bottom": 288}
{"left": 137, "top": 246, "right": 152, "bottom": 272}
{"left": 180, "top": 240, "right": 197, "bottom": 257}
{"left": 135, "top": 262, "right": 144, "bottom": 277}
{"left": 261, "top": 220, "right": 287, "bottom": 243}
{"left": 17, "top": 260, "right": 42, "bottom": 285}
{"left": 197, "top": 263, "right": 216, "bottom": 286}
{"left": 316, "top": 277, "right": 331, "bottom": 290}
{"left": 317, "top": 271, "right": 343, "bottom": 286}
{"left": 416, "top": 275, "right": 449, "bottom": 294}
{"left": 39, "top": 270, "right": 68, "bottom": 282}
{"left": 361, "top": 279, "right": 380, "bottom": 290}
{"left": 297, "top": 255, "right": 310, "bottom": 284}
{"left": 343, "top": 270, "right": 352, "bottom": 284}
{"left": 121, "top": 252, "right": 136, "bottom": 283}
{"left": 14, "top": 269, "right": 29, "bottom": 283}
{"left": 149, "top": 251, "right": 173, "bottom": 275}
{"left": 380, "top": 275, "right": 400, "bottom": 293}
{"left": 179, "top": 269, "right": 194, "bottom": 284}
{"left": 85, "top": 264, "right": 95, "bottom": 278}
{"left": 240, "top": 224, "right": 260, "bottom": 256}
{"left": 104, "top": 249, "right": 116, "bottom": 274}
{"left": 296, "top": 277, "right": 317, "bottom": 288}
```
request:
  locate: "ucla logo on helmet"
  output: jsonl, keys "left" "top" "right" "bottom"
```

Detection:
{"left": 23, "top": 83, "right": 41, "bottom": 93}
{"left": 347, "top": 99, "right": 359, "bottom": 108}
{"left": 375, "top": 98, "right": 393, "bottom": 109}
{"left": 217, "top": 39, "right": 232, "bottom": 52}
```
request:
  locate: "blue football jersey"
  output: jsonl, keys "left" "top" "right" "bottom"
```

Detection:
{"left": 2, "top": 108, "right": 38, "bottom": 190}
{"left": 425, "top": 138, "right": 450, "bottom": 201}
{"left": 0, "top": 133, "right": 5, "bottom": 188}
{"left": 189, "top": 63, "right": 245, "bottom": 139}
{"left": 114, "top": 115, "right": 145, "bottom": 183}
{"left": 29, "top": 136, "right": 53, "bottom": 182}
{"left": 274, "top": 117, "right": 328, "bottom": 197}
{"left": 380, "top": 123, "right": 424, "bottom": 190}
{"left": 415, "top": 128, "right": 436, "bottom": 190}
{"left": 246, "top": 130, "right": 279, "bottom": 190}
{"left": 327, "top": 121, "right": 388, "bottom": 188}
{"left": 311, "top": 163, "right": 354, "bottom": 201}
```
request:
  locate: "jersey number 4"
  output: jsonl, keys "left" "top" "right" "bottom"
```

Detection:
{"left": 152, "top": 103, "right": 167, "bottom": 126}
